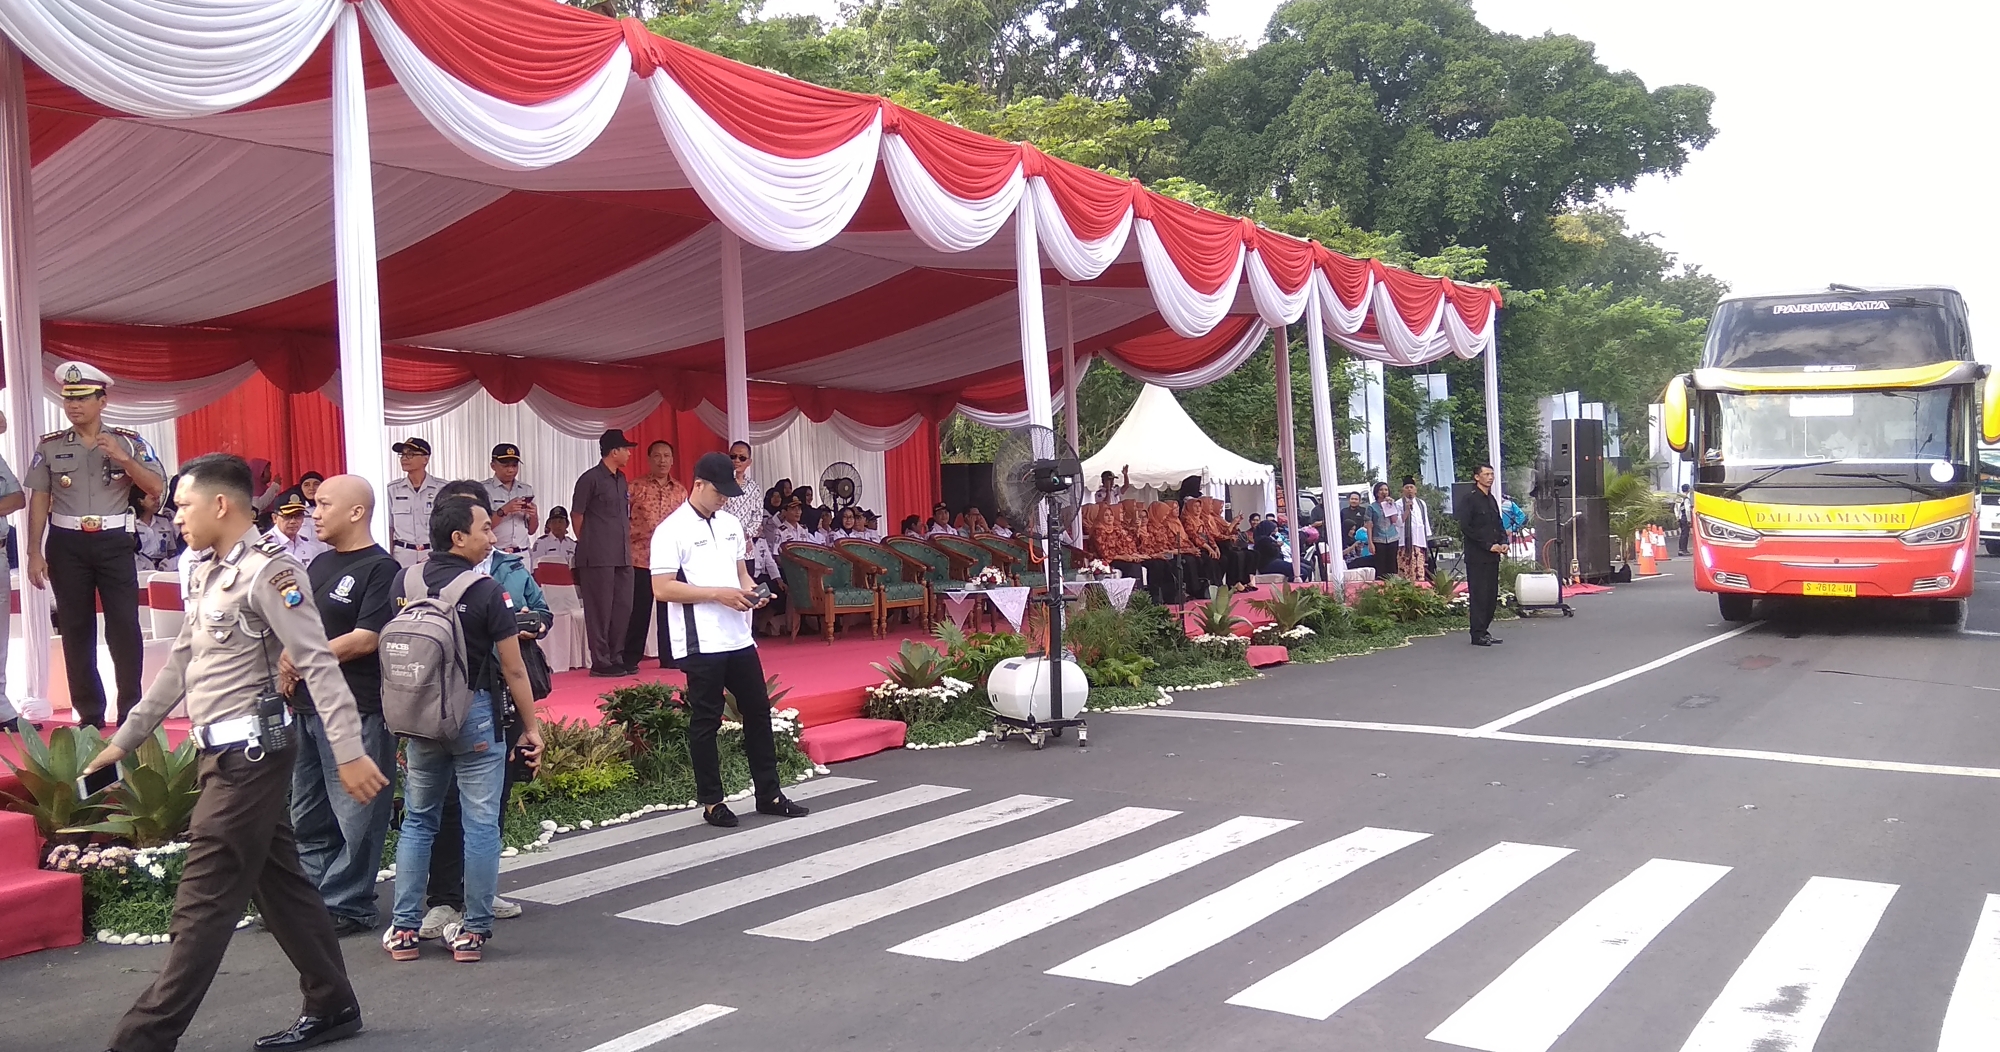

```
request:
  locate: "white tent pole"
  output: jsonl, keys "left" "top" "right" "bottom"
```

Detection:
{"left": 1014, "top": 204, "right": 1054, "bottom": 431}
{"left": 1305, "top": 282, "right": 1348, "bottom": 585}
{"left": 1061, "top": 279, "right": 1081, "bottom": 542}
{"left": 1483, "top": 310, "right": 1503, "bottom": 505}
{"left": 720, "top": 229, "right": 750, "bottom": 445}
{"left": 1273, "top": 325, "right": 1300, "bottom": 580}
{"left": 0, "top": 42, "right": 50, "bottom": 714}
{"left": 332, "top": 6, "right": 390, "bottom": 544}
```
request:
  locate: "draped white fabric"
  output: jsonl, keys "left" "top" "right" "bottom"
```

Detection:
{"left": 881, "top": 133, "right": 1022, "bottom": 254}
{"left": 1028, "top": 177, "right": 1130, "bottom": 282}
{"left": 519, "top": 387, "right": 659, "bottom": 438}
{"left": 0, "top": 0, "right": 340, "bottom": 118}
{"left": 1245, "top": 249, "right": 1310, "bottom": 326}
{"left": 644, "top": 72, "right": 881, "bottom": 252}
{"left": 1102, "top": 319, "right": 1269, "bottom": 390}
{"left": 386, "top": 388, "right": 600, "bottom": 504}
{"left": 332, "top": 3, "right": 396, "bottom": 552}
{"left": 40, "top": 357, "right": 259, "bottom": 425}
{"left": 952, "top": 388, "right": 1069, "bottom": 430}
{"left": 1443, "top": 298, "right": 1498, "bottom": 360}
{"left": 1312, "top": 269, "right": 1375, "bottom": 336}
{"left": 361, "top": 2, "right": 630, "bottom": 171}
{"left": 339, "top": 378, "right": 485, "bottom": 427}
{"left": 692, "top": 400, "right": 798, "bottom": 445}
{"left": 824, "top": 411, "right": 923, "bottom": 452}
{"left": 1367, "top": 282, "right": 1448, "bottom": 365}
{"left": 1135, "top": 218, "right": 1243, "bottom": 338}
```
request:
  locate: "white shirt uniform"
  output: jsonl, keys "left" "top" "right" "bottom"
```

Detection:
{"left": 651, "top": 503, "right": 753, "bottom": 660}
{"left": 926, "top": 522, "right": 960, "bottom": 538}
{"left": 264, "top": 527, "right": 330, "bottom": 566}
{"left": 484, "top": 476, "right": 537, "bottom": 552}
{"left": 385, "top": 474, "right": 444, "bottom": 567}
{"left": 530, "top": 534, "right": 576, "bottom": 568}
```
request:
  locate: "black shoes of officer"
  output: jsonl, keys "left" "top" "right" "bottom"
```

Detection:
{"left": 758, "top": 795, "right": 811, "bottom": 818}
{"left": 1471, "top": 635, "right": 1503, "bottom": 647}
{"left": 253, "top": 1004, "right": 362, "bottom": 1050}
{"left": 703, "top": 803, "right": 739, "bottom": 828}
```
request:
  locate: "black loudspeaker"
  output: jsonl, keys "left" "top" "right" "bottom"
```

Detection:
{"left": 1532, "top": 495, "right": 1613, "bottom": 581}
{"left": 1549, "top": 419, "right": 1606, "bottom": 497}
{"left": 940, "top": 463, "right": 997, "bottom": 519}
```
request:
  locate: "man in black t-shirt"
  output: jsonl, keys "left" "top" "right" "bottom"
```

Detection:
{"left": 281, "top": 475, "right": 401, "bottom": 935}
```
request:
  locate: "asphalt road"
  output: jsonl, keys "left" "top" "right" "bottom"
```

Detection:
{"left": 8, "top": 555, "right": 2000, "bottom": 1052}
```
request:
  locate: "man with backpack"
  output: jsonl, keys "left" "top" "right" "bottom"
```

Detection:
{"left": 381, "top": 497, "right": 542, "bottom": 964}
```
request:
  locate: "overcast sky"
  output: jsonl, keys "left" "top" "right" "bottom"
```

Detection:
{"left": 761, "top": 0, "right": 1995, "bottom": 360}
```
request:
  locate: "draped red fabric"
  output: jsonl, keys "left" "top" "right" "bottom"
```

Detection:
{"left": 1315, "top": 247, "right": 1374, "bottom": 310}
{"left": 28, "top": 109, "right": 97, "bottom": 164}
{"left": 884, "top": 418, "right": 939, "bottom": 534}
{"left": 636, "top": 36, "right": 881, "bottom": 159}
{"left": 1132, "top": 192, "right": 1246, "bottom": 295}
{"left": 844, "top": 163, "right": 915, "bottom": 233}
{"left": 215, "top": 193, "right": 710, "bottom": 339}
{"left": 1372, "top": 263, "right": 1448, "bottom": 332}
{"left": 42, "top": 321, "right": 338, "bottom": 393}
{"left": 1025, "top": 149, "right": 1134, "bottom": 241}
{"left": 1098, "top": 316, "right": 1263, "bottom": 374}
{"left": 372, "top": 0, "right": 624, "bottom": 105}
{"left": 1448, "top": 282, "right": 1502, "bottom": 327}
{"left": 886, "top": 106, "right": 1023, "bottom": 199}
{"left": 1250, "top": 227, "right": 1316, "bottom": 292}
{"left": 175, "top": 373, "right": 343, "bottom": 483}
{"left": 620, "top": 403, "right": 725, "bottom": 492}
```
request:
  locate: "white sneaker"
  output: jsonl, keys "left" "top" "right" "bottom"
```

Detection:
{"left": 419, "top": 904, "right": 462, "bottom": 941}
{"left": 491, "top": 896, "right": 523, "bottom": 920}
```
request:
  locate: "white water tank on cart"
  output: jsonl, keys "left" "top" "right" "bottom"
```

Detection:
{"left": 987, "top": 656, "right": 1089, "bottom": 723}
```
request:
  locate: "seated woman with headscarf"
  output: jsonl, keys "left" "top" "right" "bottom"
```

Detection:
{"left": 1253, "top": 518, "right": 1294, "bottom": 580}
{"left": 1135, "top": 502, "right": 1187, "bottom": 605}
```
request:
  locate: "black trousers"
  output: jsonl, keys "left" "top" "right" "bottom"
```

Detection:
{"left": 1141, "top": 557, "right": 1182, "bottom": 606}
{"left": 1374, "top": 540, "right": 1402, "bottom": 580}
{"left": 1467, "top": 553, "right": 1500, "bottom": 640}
{"left": 621, "top": 570, "right": 670, "bottom": 670}
{"left": 681, "top": 646, "right": 781, "bottom": 806}
{"left": 574, "top": 564, "right": 632, "bottom": 672}
{"left": 427, "top": 719, "right": 522, "bottom": 913}
{"left": 1677, "top": 520, "right": 1691, "bottom": 555}
{"left": 48, "top": 526, "right": 143, "bottom": 727}
{"left": 110, "top": 743, "right": 355, "bottom": 1052}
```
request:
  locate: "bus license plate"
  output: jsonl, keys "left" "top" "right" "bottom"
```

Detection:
{"left": 1802, "top": 581, "right": 1857, "bottom": 597}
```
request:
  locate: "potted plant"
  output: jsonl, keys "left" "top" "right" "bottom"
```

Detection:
{"left": 1190, "top": 590, "right": 1251, "bottom": 659}
{"left": 864, "top": 640, "right": 973, "bottom": 724}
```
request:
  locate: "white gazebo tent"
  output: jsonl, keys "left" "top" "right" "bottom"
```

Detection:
{"left": 1083, "top": 383, "right": 1275, "bottom": 514}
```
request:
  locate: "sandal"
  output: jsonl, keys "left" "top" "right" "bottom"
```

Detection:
{"left": 384, "top": 928, "right": 420, "bottom": 962}
{"left": 449, "top": 929, "right": 487, "bottom": 962}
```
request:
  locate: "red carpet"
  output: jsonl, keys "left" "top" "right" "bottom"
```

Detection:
{"left": 1245, "top": 645, "right": 1289, "bottom": 668}
{"left": 0, "top": 810, "right": 81, "bottom": 960}
{"left": 1567, "top": 582, "right": 1614, "bottom": 595}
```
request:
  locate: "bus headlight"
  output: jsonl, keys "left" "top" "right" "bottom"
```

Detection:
{"left": 1900, "top": 515, "right": 1970, "bottom": 547}
{"left": 1698, "top": 515, "right": 1761, "bottom": 546}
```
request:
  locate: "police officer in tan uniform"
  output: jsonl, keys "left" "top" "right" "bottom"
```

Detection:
{"left": 25, "top": 361, "right": 162, "bottom": 730}
{"left": 385, "top": 437, "right": 443, "bottom": 568}
{"left": 85, "top": 453, "right": 389, "bottom": 1052}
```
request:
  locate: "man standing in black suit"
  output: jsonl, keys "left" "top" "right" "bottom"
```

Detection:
{"left": 1456, "top": 463, "right": 1507, "bottom": 646}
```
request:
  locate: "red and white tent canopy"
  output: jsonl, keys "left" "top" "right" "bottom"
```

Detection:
{"left": 0, "top": 0, "right": 1499, "bottom": 440}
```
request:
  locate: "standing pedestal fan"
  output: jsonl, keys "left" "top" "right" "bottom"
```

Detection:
{"left": 985, "top": 424, "right": 1090, "bottom": 750}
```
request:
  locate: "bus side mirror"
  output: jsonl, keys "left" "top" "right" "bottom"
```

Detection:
{"left": 1984, "top": 367, "right": 2000, "bottom": 444}
{"left": 1663, "top": 375, "right": 1691, "bottom": 453}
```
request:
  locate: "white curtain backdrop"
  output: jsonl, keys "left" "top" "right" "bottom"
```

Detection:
{"left": 753, "top": 417, "right": 886, "bottom": 521}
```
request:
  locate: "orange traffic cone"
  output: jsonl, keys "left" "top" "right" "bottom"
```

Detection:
{"left": 1636, "top": 532, "right": 1658, "bottom": 576}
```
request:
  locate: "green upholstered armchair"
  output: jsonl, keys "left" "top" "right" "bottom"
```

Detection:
{"left": 777, "top": 541, "right": 877, "bottom": 642}
{"left": 835, "top": 538, "right": 930, "bottom": 630}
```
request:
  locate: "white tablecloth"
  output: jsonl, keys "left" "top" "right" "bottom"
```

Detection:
{"left": 941, "top": 586, "right": 1031, "bottom": 631}
{"left": 1060, "top": 576, "right": 1136, "bottom": 610}
{"left": 538, "top": 583, "right": 589, "bottom": 674}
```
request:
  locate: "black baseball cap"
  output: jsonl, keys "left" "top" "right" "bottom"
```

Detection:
{"left": 693, "top": 452, "right": 744, "bottom": 497}
{"left": 598, "top": 429, "right": 638, "bottom": 455}
{"left": 491, "top": 443, "right": 522, "bottom": 462}
{"left": 392, "top": 437, "right": 432, "bottom": 456}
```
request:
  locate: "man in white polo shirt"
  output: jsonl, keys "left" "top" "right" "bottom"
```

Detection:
{"left": 651, "top": 452, "right": 812, "bottom": 830}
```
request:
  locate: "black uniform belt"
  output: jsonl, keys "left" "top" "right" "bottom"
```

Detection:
{"left": 393, "top": 541, "right": 428, "bottom": 551}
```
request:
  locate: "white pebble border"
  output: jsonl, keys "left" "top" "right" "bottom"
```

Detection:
{"left": 97, "top": 916, "right": 252, "bottom": 947}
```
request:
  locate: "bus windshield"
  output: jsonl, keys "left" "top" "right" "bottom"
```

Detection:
{"left": 1704, "top": 291, "right": 1970, "bottom": 370}
{"left": 1707, "top": 389, "right": 1964, "bottom": 465}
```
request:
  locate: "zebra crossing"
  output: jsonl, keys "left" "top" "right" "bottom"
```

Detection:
{"left": 506, "top": 778, "right": 2000, "bottom": 1052}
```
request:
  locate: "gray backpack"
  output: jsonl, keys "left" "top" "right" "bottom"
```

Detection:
{"left": 380, "top": 567, "right": 482, "bottom": 742}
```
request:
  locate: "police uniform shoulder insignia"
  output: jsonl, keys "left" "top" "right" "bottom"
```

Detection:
{"left": 281, "top": 586, "right": 305, "bottom": 608}
{"left": 253, "top": 534, "right": 287, "bottom": 556}
{"left": 38, "top": 430, "right": 63, "bottom": 443}
{"left": 269, "top": 568, "right": 304, "bottom": 607}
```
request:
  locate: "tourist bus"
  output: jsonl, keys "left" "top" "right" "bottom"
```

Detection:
{"left": 1661, "top": 285, "right": 2000, "bottom": 622}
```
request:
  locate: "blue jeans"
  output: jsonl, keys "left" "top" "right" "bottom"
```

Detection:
{"left": 392, "top": 693, "right": 504, "bottom": 936}
{"left": 291, "top": 710, "right": 399, "bottom": 925}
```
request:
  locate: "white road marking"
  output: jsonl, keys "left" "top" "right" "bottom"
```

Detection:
{"left": 1127, "top": 709, "right": 2000, "bottom": 780}
{"left": 1961, "top": 628, "right": 2000, "bottom": 637}
{"left": 578, "top": 1004, "right": 735, "bottom": 1051}
{"left": 1047, "top": 826, "right": 1430, "bottom": 986}
{"left": 509, "top": 784, "right": 968, "bottom": 905}
{"left": 618, "top": 794, "right": 1067, "bottom": 926}
{"left": 501, "top": 778, "right": 871, "bottom": 873}
{"left": 887, "top": 815, "right": 1296, "bottom": 962}
{"left": 1678, "top": 876, "right": 1896, "bottom": 1052}
{"left": 1227, "top": 841, "right": 1574, "bottom": 1021}
{"left": 1474, "top": 624, "right": 1762, "bottom": 732}
{"left": 1426, "top": 858, "right": 1733, "bottom": 1052}
{"left": 1939, "top": 893, "right": 2000, "bottom": 1052}
{"left": 748, "top": 807, "right": 1179, "bottom": 942}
